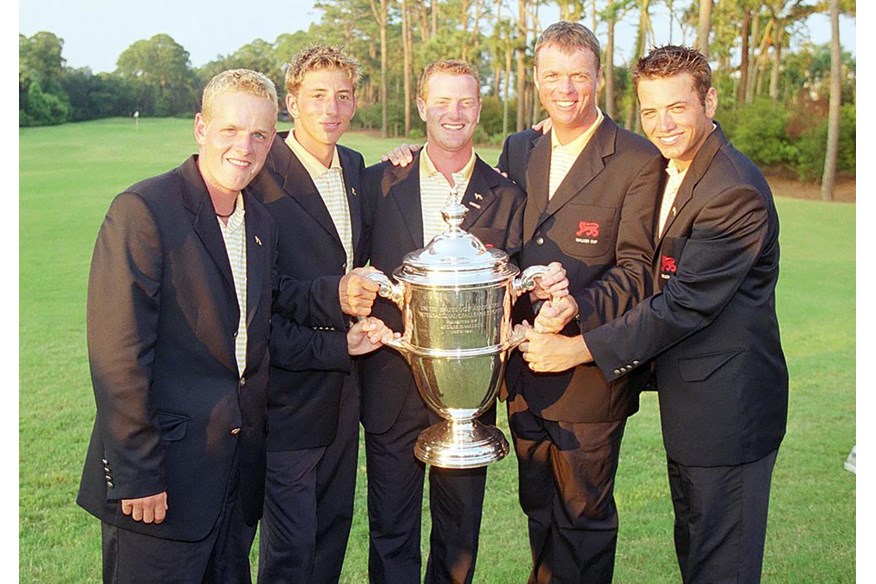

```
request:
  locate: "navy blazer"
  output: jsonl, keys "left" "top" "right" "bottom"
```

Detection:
{"left": 499, "top": 115, "right": 664, "bottom": 423}
{"left": 250, "top": 132, "right": 369, "bottom": 451}
{"left": 78, "top": 156, "right": 277, "bottom": 541}
{"left": 585, "top": 124, "right": 788, "bottom": 467}
{"left": 358, "top": 153, "right": 526, "bottom": 434}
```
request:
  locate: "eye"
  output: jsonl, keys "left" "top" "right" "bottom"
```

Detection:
{"left": 641, "top": 110, "right": 656, "bottom": 119}
{"left": 221, "top": 128, "right": 236, "bottom": 136}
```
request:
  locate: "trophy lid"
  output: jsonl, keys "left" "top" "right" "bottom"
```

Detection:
{"left": 396, "top": 190, "right": 519, "bottom": 285}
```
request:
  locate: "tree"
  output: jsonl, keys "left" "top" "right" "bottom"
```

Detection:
{"left": 695, "top": 0, "right": 714, "bottom": 58}
{"left": 116, "top": 34, "right": 199, "bottom": 116}
{"left": 820, "top": 0, "right": 840, "bottom": 201}
{"left": 19, "top": 31, "right": 70, "bottom": 125}
{"left": 369, "top": 0, "right": 390, "bottom": 137}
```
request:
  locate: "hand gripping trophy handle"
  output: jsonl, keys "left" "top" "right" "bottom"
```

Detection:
{"left": 505, "top": 264, "right": 555, "bottom": 349}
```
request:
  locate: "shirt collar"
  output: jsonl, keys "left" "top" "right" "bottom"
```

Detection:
{"left": 222, "top": 192, "right": 246, "bottom": 231}
{"left": 419, "top": 144, "right": 477, "bottom": 188}
{"left": 285, "top": 131, "right": 342, "bottom": 181}
{"left": 550, "top": 107, "right": 605, "bottom": 160}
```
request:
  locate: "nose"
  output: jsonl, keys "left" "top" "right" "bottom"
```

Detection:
{"left": 657, "top": 111, "right": 676, "bottom": 132}
{"left": 559, "top": 76, "right": 575, "bottom": 94}
{"left": 324, "top": 97, "right": 339, "bottom": 115}
{"left": 233, "top": 132, "right": 254, "bottom": 154}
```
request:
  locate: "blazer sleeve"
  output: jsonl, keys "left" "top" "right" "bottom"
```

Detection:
{"left": 86, "top": 192, "right": 167, "bottom": 500}
{"left": 585, "top": 183, "right": 770, "bottom": 381}
{"left": 273, "top": 274, "right": 347, "bottom": 330}
{"left": 268, "top": 314, "right": 352, "bottom": 373}
{"left": 575, "top": 151, "right": 663, "bottom": 331}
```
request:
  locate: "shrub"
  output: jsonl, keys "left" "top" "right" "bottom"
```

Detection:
{"left": 720, "top": 98, "right": 795, "bottom": 168}
{"left": 792, "top": 104, "right": 856, "bottom": 181}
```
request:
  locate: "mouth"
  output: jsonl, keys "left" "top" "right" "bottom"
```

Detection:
{"left": 554, "top": 100, "right": 577, "bottom": 110}
{"left": 226, "top": 158, "right": 252, "bottom": 169}
{"left": 441, "top": 122, "right": 466, "bottom": 131}
{"left": 657, "top": 134, "right": 682, "bottom": 146}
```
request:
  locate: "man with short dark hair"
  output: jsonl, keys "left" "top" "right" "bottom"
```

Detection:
{"left": 521, "top": 45, "right": 789, "bottom": 583}
{"left": 498, "top": 20, "right": 664, "bottom": 583}
{"left": 78, "top": 69, "right": 279, "bottom": 583}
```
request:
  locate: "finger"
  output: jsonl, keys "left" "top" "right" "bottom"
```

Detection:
{"left": 131, "top": 503, "right": 143, "bottom": 522}
{"left": 154, "top": 504, "right": 167, "bottom": 524}
{"left": 121, "top": 501, "right": 133, "bottom": 516}
{"left": 142, "top": 505, "right": 155, "bottom": 524}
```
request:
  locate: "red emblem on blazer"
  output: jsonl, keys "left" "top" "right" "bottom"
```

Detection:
{"left": 661, "top": 255, "right": 677, "bottom": 273}
{"left": 576, "top": 221, "right": 600, "bottom": 238}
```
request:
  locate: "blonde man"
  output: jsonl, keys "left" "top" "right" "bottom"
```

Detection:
{"left": 78, "top": 69, "right": 279, "bottom": 583}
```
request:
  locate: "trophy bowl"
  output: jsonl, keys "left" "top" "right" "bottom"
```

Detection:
{"left": 367, "top": 195, "right": 549, "bottom": 468}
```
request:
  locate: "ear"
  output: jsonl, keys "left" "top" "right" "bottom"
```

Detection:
{"left": 533, "top": 67, "right": 540, "bottom": 91}
{"left": 286, "top": 93, "right": 299, "bottom": 119}
{"left": 193, "top": 113, "right": 207, "bottom": 146}
{"left": 704, "top": 86, "right": 718, "bottom": 119}
{"left": 416, "top": 97, "right": 427, "bottom": 122}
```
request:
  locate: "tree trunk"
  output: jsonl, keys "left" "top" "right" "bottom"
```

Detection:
{"left": 820, "top": 0, "right": 841, "bottom": 201}
{"left": 626, "top": 0, "right": 651, "bottom": 131}
{"left": 402, "top": 0, "right": 412, "bottom": 136}
{"left": 769, "top": 28, "right": 782, "bottom": 100}
{"left": 738, "top": 8, "right": 751, "bottom": 103}
{"left": 696, "top": 0, "right": 713, "bottom": 58}
{"left": 516, "top": 0, "right": 528, "bottom": 132}
{"left": 605, "top": 17, "right": 616, "bottom": 119}
{"left": 370, "top": 0, "right": 389, "bottom": 138}
{"left": 504, "top": 44, "right": 512, "bottom": 136}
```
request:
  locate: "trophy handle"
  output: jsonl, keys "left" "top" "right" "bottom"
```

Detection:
{"left": 359, "top": 270, "right": 409, "bottom": 353}
{"left": 512, "top": 265, "right": 550, "bottom": 296}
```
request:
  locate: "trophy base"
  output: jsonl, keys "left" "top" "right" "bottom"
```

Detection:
{"left": 414, "top": 418, "right": 510, "bottom": 469}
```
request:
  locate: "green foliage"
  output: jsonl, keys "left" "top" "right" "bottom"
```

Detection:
{"left": 720, "top": 98, "right": 796, "bottom": 168}
{"left": 792, "top": 104, "right": 856, "bottom": 181}
{"left": 19, "top": 80, "right": 69, "bottom": 126}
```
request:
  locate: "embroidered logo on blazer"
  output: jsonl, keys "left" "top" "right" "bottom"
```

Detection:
{"left": 575, "top": 221, "right": 600, "bottom": 244}
{"left": 660, "top": 255, "right": 677, "bottom": 279}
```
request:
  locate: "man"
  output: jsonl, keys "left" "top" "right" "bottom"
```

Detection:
{"left": 249, "top": 45, "right": 380, "bottom": 584}
{"left": 77, "top": 69, "right": 279, "bottom": 582}
{"left": 360, "top": 59, "right": 565, "bottom": 584}
{"left": 521, "top": 45, "right": 789, "bottom": 583}
{"left": 498, "top": 21, "right": 664, "bottom": 584}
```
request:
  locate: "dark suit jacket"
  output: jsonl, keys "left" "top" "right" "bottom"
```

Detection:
{"left": 250, "top": 132, "right": 369, "bottom": 451}
{"left": 77, "top": 156, "right": 277, "bottom": 541}
{"left": 585, "top": 124, "right": 789, "bottom": 467}
{"left": 359, "top": 153, "right": 526, "bottom": 434}
{"left": 499, "top": 115, "right": 664, "bottom": 423}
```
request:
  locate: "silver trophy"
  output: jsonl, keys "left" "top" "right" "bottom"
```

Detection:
{"left": 366, "top": 192, "right": 550, "bottom": 468}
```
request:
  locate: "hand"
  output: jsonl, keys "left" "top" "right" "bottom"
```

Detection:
{"left": 534, "top": 295, "right": 578, "bottom": 334}
{"left": 347, "top": 317, "right": 397, "bottom": 356}
{"left": 517, "top": 323, "right": 592, "bottom": 373}
{"left": 121, "top": 491, "right": 168, "bottom": 524}
{"left": 532, "top": 118, "right": 552, "bottom": 134}
{"left": 380, "top": 143, "right": 421, "bottom": 167}
{"left": 339, "top": 268, "right": 380, "bottom": 317}
{"left": 531, "top": 261, "right": 569, "bottom": 301}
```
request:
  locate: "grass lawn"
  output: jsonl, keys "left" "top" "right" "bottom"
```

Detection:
{"left": 19, "top": 118, "right": 856, "bottom": 582}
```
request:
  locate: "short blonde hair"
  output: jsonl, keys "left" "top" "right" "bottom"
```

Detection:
{"left": 418, "top": 59, "right": 481, "bottom": 101}
{"left": 535, "top": 21, "right": 601, "bottom": 68}
{"left": 201, "top": 68, "right": 279, "bottom": 121}
{"left": 285, "top": 45, "right": 361, "bottom": 96}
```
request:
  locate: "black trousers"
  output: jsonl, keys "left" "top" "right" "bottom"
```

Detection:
{"left": 667, "top": 449, "right": 779, "bottom": 584}
{"left": 258, "top": 373, "right": 360, "bottom": 584}
{"left": 101, "top": 448, "right": 256, "bottom": 584}
{"left": 508, "top": 394, "right": 626, "bottom": 584}
{"left": 364, "top": 386, "right": 491, "bottom": 584}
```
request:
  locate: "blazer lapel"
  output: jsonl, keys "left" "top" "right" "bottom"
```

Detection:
{"left": 271, "top": 134, "right": 342, "bottom": 245}
{"left": 658, "top": 124, "right": 726, "bottom": 243}
{"left": 545, "top": 119, "right": 615, "bottom": 215}
{"left": 182, "top": 157, "right": 235, "bottom": 290}
{"left": 459, "top": 157, "right": 498, "bottom": 230}
{"left": 523, "top": 133, "right": 551, "bottom": 241}
{"left": 242, "top": 195, "right": 268, "bottom": 330}
{"left": 387, "top": 156, "right": 425, "bottom": 248}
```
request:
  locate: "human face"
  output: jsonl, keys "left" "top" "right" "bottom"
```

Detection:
{"left": 535, "top": 44, "right": 601, "bottom": 143}
{"left": 194, "top": 91, "right": 276, "bottom": 198}
{"left": 637, "top": 74, "right": 717, "bottom": 171}
{"left": 288, "top": 68, "right": 356, "bottom": 162}
{"left": 417, "top": 73, "right": 481, "bottom": 156}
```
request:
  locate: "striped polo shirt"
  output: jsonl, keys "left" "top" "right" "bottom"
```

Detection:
{"left": 217, "top": 192, "right": 247, "bottom": 377}
{"left": 548, "top": 107, "right": 604, "bottom": 199}
{"left": 418, "top": 146, "right": 476, "bottom": 243}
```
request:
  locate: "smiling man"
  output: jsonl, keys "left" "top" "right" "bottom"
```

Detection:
{"left": 359, "top": 60, "right": 530, "bottom": 584}
{"left": 78, "top": 69, "right": 279, "bottom": 583}
{"left": 249, "top": 45, "right": 383, "bottom": 584}
{"left": 496, "top": 21, "right": 665, "bottom": 584}
{"left": 520, "top": 45, "right": 789, "bottom": 584}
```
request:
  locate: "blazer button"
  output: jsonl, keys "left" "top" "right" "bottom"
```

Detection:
{"left": 239, "top": 377, "right": 246, "bottom": 386}
{"left": 230, "top": 428, "right": 241, "bottom": 436}
{"left": 632, "top": 360, "right": 640, "bottom": 366}
{"left": 613, "top": 369, "right": 621, "bottom": 375}
{"left": 233, "top": 331, "right": 238, "bottom": 338}
{"left": 535, "top": 237, "right": 545, "bottom": 245}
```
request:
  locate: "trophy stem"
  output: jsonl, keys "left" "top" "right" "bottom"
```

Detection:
{"left": 414, "top": 417, "right": 510, "bottom": 469}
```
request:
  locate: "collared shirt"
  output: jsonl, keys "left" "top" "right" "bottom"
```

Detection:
{"left": 418, "top": 145, "right": 477, "bottom": 244}
{"left": 548, "top": 108, "right": 605, "bottom": 200}
{"left": 286, "top": 132, "right": 354, "bottom": 273}
{"left": 657, "top": 160, "right": 688, "bottom": 236}
{"left": 217, "top": 192, "right": 247, "bottom": 377}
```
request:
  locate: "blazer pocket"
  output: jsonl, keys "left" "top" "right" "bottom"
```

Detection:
{"left": 678, "top": 348, "right": 744, "bottom": 382}
{"left": 554, "top": 204, "right": 616, "bottom": 259}
{"left": 154, "top": 410, "right": 188, "bottom": 442}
